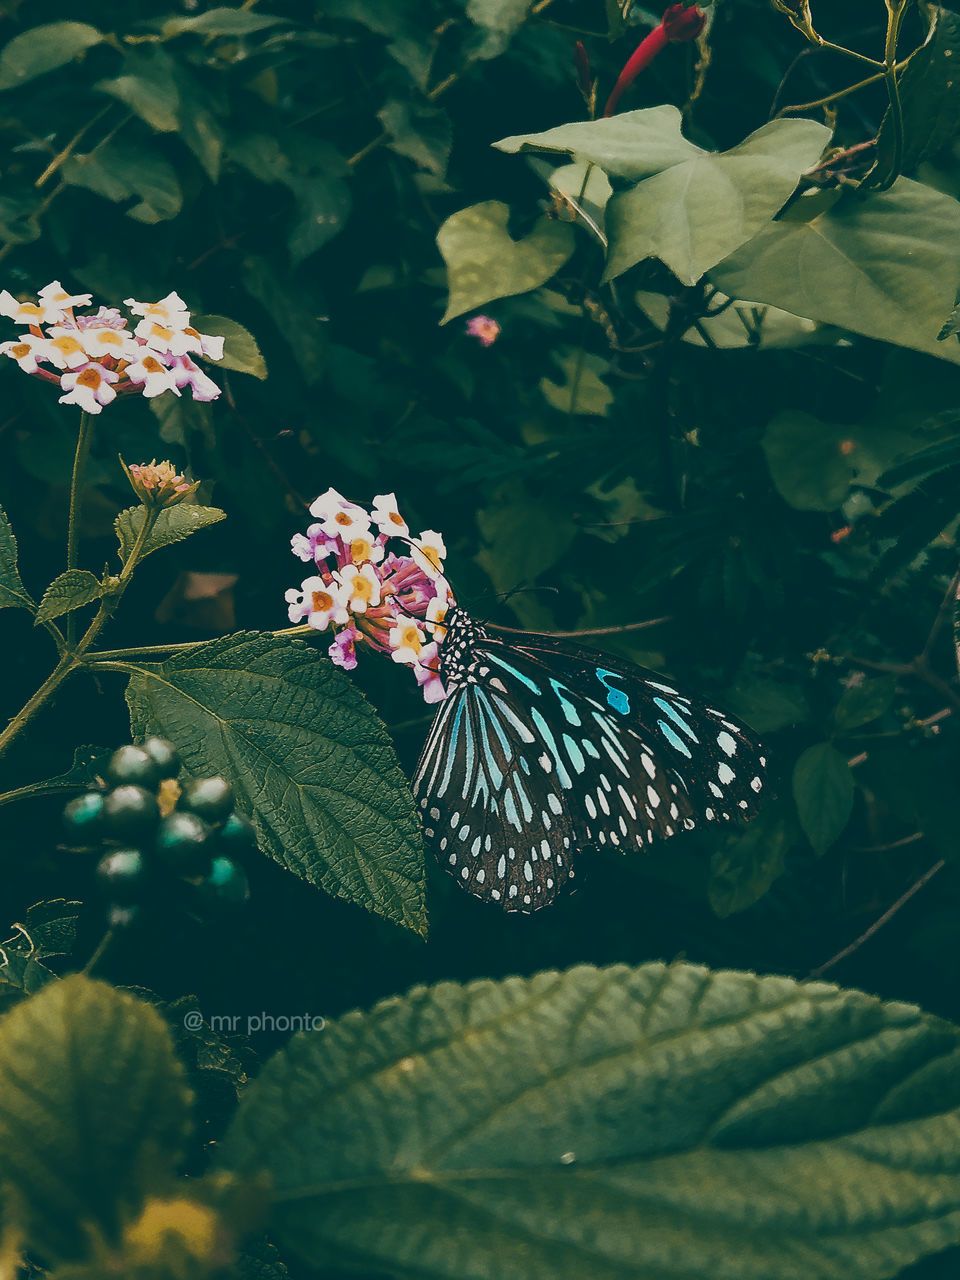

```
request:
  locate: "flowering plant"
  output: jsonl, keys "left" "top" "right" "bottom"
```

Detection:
{"left": 285, "top": 489, "right": 454, "bottom": 702}
{"left": 0, "top": 282, "right": 224, "bottom": 414}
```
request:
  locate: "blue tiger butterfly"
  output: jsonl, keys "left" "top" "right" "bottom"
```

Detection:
{"left": 414, "top": 606, "right": 767, "bottom": 912}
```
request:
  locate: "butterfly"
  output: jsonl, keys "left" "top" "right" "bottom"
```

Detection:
{"left": 413, "top": 607, "right": 767, "bottom": 912}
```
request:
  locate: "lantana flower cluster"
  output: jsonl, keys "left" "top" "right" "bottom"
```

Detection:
{"left": 285, "top": 489, "right": 454, "bottom": 703}
{"left": 0, "top": 281, "right": 224, "bottom": 415}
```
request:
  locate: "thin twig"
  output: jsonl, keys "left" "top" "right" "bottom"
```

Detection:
{"left": 493, "top": 616, "right": 671, "bottom": 638}
{"left": 808, "top": 860, "right": 945, "bottom": 979}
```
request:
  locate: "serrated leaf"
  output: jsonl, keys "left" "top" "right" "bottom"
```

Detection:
{"left": 710, "top": 178, "right": 960, "bottom": 365}
{"left": 114, "top": 504, "right": 226, "bottom": 566}
{"left": 122, "top": 632, "right": 426, "bottom": 934}
{"left": 874, "top": 10, "right": 960, "bottom": 185}
{"left": 219, "top": 961, "right": 960, "bottom": 1280}
{"left": 834, "top": 675, "right": 898, "bottom": 730}
{"left": 0, "top": 499, "right": 34, "bottom": 611}
{"left": 762, "top": 410, "right": 859, "bottom": 511}
{"left": 35, "top": 569, "right": 103, "bottom": 625}
{"left": 793, "top": 741, "right": 854, "bottom": 855}
{"left": 0, "top": 975, "right": 192, "bottom": 1262}
{"left": 495, "top": 106, "right": 704, "bottom": 180}
{"left": 6, "top": 899, "right": 81, "bottom": 961}
{"left": 437, "top": 201, "right": 575, "bottom": 323}
{"left": 466, "top": 0, "right": 534, "bottom": 58}
{"left": 605, "top": 118, "right": 830, "bottom": 284}
{"left": 194, "top": 314, "right": 267, "bottom": 380}
{"left": 0, "top": 22, "right": 102, "bottom": 91}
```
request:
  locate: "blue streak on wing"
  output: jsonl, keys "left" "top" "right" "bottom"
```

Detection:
{"left": 489, "top": 652, "right": 541, "bottom": 695}
{"left": 653, "top": 696, "right": 699, "bottom": 742}
{"left": 597, "top": 668, "right": 631, "bottom": 715}
{"left": 657, "top": 719, "right": 692, "bottom": 758}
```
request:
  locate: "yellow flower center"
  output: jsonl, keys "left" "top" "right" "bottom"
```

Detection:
{"left": 77, "top": 367, "right": 103, "bottom": 388}
{"left": 97, "top": 330, "right": 125, "bottom": 348}
{"left": 11, "top": 343, "right": 30, "bottom": 358}
{"left": 142, "top": 355, "right": 164, "bottom": 373}
{"left": 51, "top": 335, "right": 84, "bottom": 358}
{"left": 351, "top": 537, "right": 373, "bottom": 563}
{"left": 389, "top": 511, "right": 405, "bottom": 526}
{"left": 312, "top": 589, "right": 335, "bottom": 613}
{"left": 398, "top": 624, "right": 422, "bottom": 653}
{"left": 420, "top": 544, "right": 442, "bottom": 571}
{"left": 335, "top": 511, "right": 353, "bottom": 527}
{"left": 351, "top": 575, "right": 375, "bottom": 602}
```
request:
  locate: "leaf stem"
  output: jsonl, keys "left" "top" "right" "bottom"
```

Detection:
{"left": 65, "top": 410, "right": 95, "bottom": 646}
{"left": 872, "top": 0, "right": 908, "bottom": 191}
{"left": 82, "top": 928, "right": 115, "bottom": 975}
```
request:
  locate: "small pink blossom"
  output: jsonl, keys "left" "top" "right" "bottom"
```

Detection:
{"left": 466, "top": 315, "right": 501, "bottom": 347}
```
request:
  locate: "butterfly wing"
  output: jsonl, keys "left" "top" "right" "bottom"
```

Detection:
{"left": 497, "top": 628, "right": 768, "bottom": 831}
{"left": 413, "top": 681, "right": 577, "bottom": 911}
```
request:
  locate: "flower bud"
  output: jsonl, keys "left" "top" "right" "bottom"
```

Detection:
{"left": 121, "top": 457, "right": 199, "bottom": 509}
{"left": 661, "top": 3, "right": 707, "bottom": 41}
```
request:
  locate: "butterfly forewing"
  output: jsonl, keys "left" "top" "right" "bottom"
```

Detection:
{"left": 414, "top": 609, "right": 767, "bottom": 913}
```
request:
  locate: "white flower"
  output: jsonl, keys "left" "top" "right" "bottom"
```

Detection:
{"left": 58, "top": 364, "right": 119, "bottom": 414}
{"left": 68, "top": 323, "right": 139, "bottom": 361}
{"left": 410, "top": 529, "right": 446, "bottom": 579}
{"left": 347, "top": 531, "right": 385, "bottom": 565}
{"left": 124, "top": 353, "right": 182, "bottom": 399}
{"left": 311, "top": 488, "right": 372, "bottom": 541}
{"left": 35, "top": 281, "right": 93, "bottom": 323}
{"left": 425, "top": 591, "right": 453, "bottom": 641}
{"left": 124, "top": 290, "right": 191, "bottom": 328}
{"left": 389, "top": 619, "right": 426, "bottom": 664}
{"left": 41, "top": 328, "right": 91, "bottom": 370}
{"left": 1, "top": 333, "right": 54, "bottom": 373}
{"left": 335, "top": 563, "right": 381, "bottom": 613}
{"left": 169, "top": 355, "right": 221, "bottom": 401}
{"left": 285, "top": 576, "right": 350, "bottom": 629}
{"left": 370, "top": 492, "right": 409, "bottom": 537}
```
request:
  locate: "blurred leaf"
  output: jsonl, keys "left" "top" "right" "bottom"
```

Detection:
{"left": 379, "top": 98, "right": 452, "bottom": 177}
{"left": 438, "top": 201, "right": 575, "bottom": 322}
{"left": 762, "top": 410, "right": 859, "bottom": 511}
{"left": 0, "top": 975, "right": 192, "bottom": 1263}
{"left": 288, "top": 173, "right": 352, "bottom": 264}
{"left": 496, "top": 106, "right": 703, "bottom": 180}
{"left": 235, "top": 1239, "right": 291, "bottom": 1278}
{"left": 35, "top": 569, "right": 103, "bottom": 624}
{"left": 219, "top": 961, "right": 960, "bottom": 1280}
{"left": 124, "top": 632, "right": 427, "bottom": 934}
{"left": 833, "top": 675, "right": 898, "bottom": 730}
{"left": 477, "top": 483, "right": 577, "bottom": 590}
{"left": 96, "top": 47, "right": 180, "bottom": 133}
{"left": 161, "top": 8, "right": 292, "bottom": 37}
{"left": 466, "top": 0, "right": 535, "bottom": 58}
{"left": 874, "top": 10, "right": 960, "bottom": 185}
{"left": 0, "top": 499, "right": 34, "bottom": 611}
{"left": 114, "top": 505, "right": 227, "bottom": 566}
{"left": 709, "top": 807, "right": 790, "bottom": 916}
{"left": 636, "top": 290, "right": 818, "bottom": 348}
{"left": 711, "top": 179, "right": 960, "bottom": 365}
{"left": 0, "top": 22, "right": 102, "bottom": 91}
{"left": 540, "top": 351, "right": 613, "bottom": 416}
{"left": 194, "top": 315, "right": 267, "bottom": 380}
{"left": 63, "top": 141, "right": 183, "bottom": 224}
{"left": 793, "top": 742, "right": 854, "bottom": 855}
{"left": 241, "top": 255, "right": 328, "bottom": 383}
{"left": 605, "top": 119, "right": 831, "bottom": 284}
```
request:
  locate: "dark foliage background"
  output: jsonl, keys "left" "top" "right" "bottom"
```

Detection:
{"left": 2, "top": 4, "right": 960, "bottom": 1270}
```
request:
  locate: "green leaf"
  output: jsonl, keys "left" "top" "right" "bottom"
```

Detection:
{"left": 63, "top": 141, "right": 183, "bottom": 224}
{"left": 636, "top": 289, "right": 818, "bottom": 349}
{"left": 495, "top": 106, "right": 704, "bottom": 181}
{"left": 793, "top": 742, "right": 854, "bottom": 855}
{"left": 604, "top": 119, "right": 831, "bottom": 284}
{"left": 0, "top": 22, "right": 102, "bottom": 91}
{"left": 709, "top": 808, "right": 790, "bottom": 917}
{"left": 219, "top": 961, "right": 960, "bottom": 1280}
{"left": 7, "top": 899, "right": 81, "bottom": 961}
{"left": 241, "top": 255, "right": 329, "bottom": 384}
{"left": 0, "top": 745, "right": 110, "bottom": 808}
{"left": 288, "top": 173, "right": 352, "bottom": 264}
{"left": 161, "top": 8, "right": 292, "bottom": 37}
{"left": 0, "top": 975, "right": 192, "bottom": 1262}
{"left": 378, "top": 98, "right": 452, "bottom": 177}
{"left": 834, "top": 675, "right": 898, "bottom": 730}
{"left": 466, "top": 0, "right": 534, "bottom": 58}
{"left": 874, "top": 10, "right": 960, "bottom": 184}
{"left": 0, "top": 499, "right": 34, "bottom": 611}
{"left": 123, "top": 632, "right": 427, "bottom": 934}
{"left": 540, "top": 351, "right": 613, "bottom": 416}
{"left": 96, "top": 48, "right": 180, "bottom": 134}
{"left": 761, "top": 410, "right": 859, "bottom": 511}
{"left": 194, "top": 315, "right": 267, "bottom": 380}
{"left": 35, "top": 569, "right": 103, "bottom": 625}
{"left": 710, "top": 178, "right": 960, "bottom": 365}
{"left": 437, "top": 201, "right": 575, "bottom": 323}
{"left": 114, "top": 504, "right": 227, "bottom": 566}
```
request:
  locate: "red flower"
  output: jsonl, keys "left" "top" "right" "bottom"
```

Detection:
{"left": 603, "top": 5, "right": 707, "bottom": 118}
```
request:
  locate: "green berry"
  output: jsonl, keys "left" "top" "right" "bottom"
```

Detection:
{"left": 102, "top": 785, "right": 160, "bottom": 840}
{"left": 107, "top": 903, "right": 142, "bottom": 929}
{"left": 143, "top": 737, "right": 180, "bottom": 779}
{"left": 106, "top": 745, "right": 162, "bottom": 790}
{"left": 96, "top": 848, "right": 148, "bottom": 902}
{"left": 181, "top": 776, "right": 235, "bottom": 825}
{"left": 63, "top": 791, "right": 104, "bottom": 840}
{"left": 217, "top": 811, "right": 258, "bottom": 854}
{"left": 200, "top": 855, "right": 250, "bottom": 908}
{"left": 155, "top": 810, "right": 212, "bottom": 875}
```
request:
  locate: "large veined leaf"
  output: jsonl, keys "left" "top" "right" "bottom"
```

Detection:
{"left": 437, "top": 201, "right": 575, "bottom": 322}
{"left": 0, "top": 21, "right": 102, "bottom": 91}
{"left": 793, "top": 741, "right": 854, "bottom": 855}
{"left": 114, "top": 503, "right": 226, "bottom": 565}
{"left": 604, "top": 119, "right": 830, "bottom": 284}
{"left": 122, "top": 631, "right": 427, "bottom": 934}
{"left": 0, "top": 976, "right": 191, "bottom": 1263}
{"left": 0, "top": 498, "right": 34, "bottom": 611}
{"left": 495, "top": 106, "right": 704, "bottom": 181}
{"left": 219, "top": 961, "right": 960, "bottom": 1280}
{"left": 710, "top": 178, "right": 960, "bottom": 364}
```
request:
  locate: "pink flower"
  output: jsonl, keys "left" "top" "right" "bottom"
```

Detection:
{"left": 466, "top": 315, "right": 501, "bottom": 347}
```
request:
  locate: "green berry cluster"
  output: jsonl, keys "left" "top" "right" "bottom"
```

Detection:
{"left": 62, "top": 738, "right": 254, "bottom": 927}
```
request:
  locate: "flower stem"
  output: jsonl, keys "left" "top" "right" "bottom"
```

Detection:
{"left": 65, "top": 410, "right": 95, "bottom": 646}
{"left": 83, "top": 928, "right": 115, "bottom": 975}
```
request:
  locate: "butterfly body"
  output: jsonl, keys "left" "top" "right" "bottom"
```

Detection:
{"left": 415, "top": 607, "right": 766, "bottom": 912}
